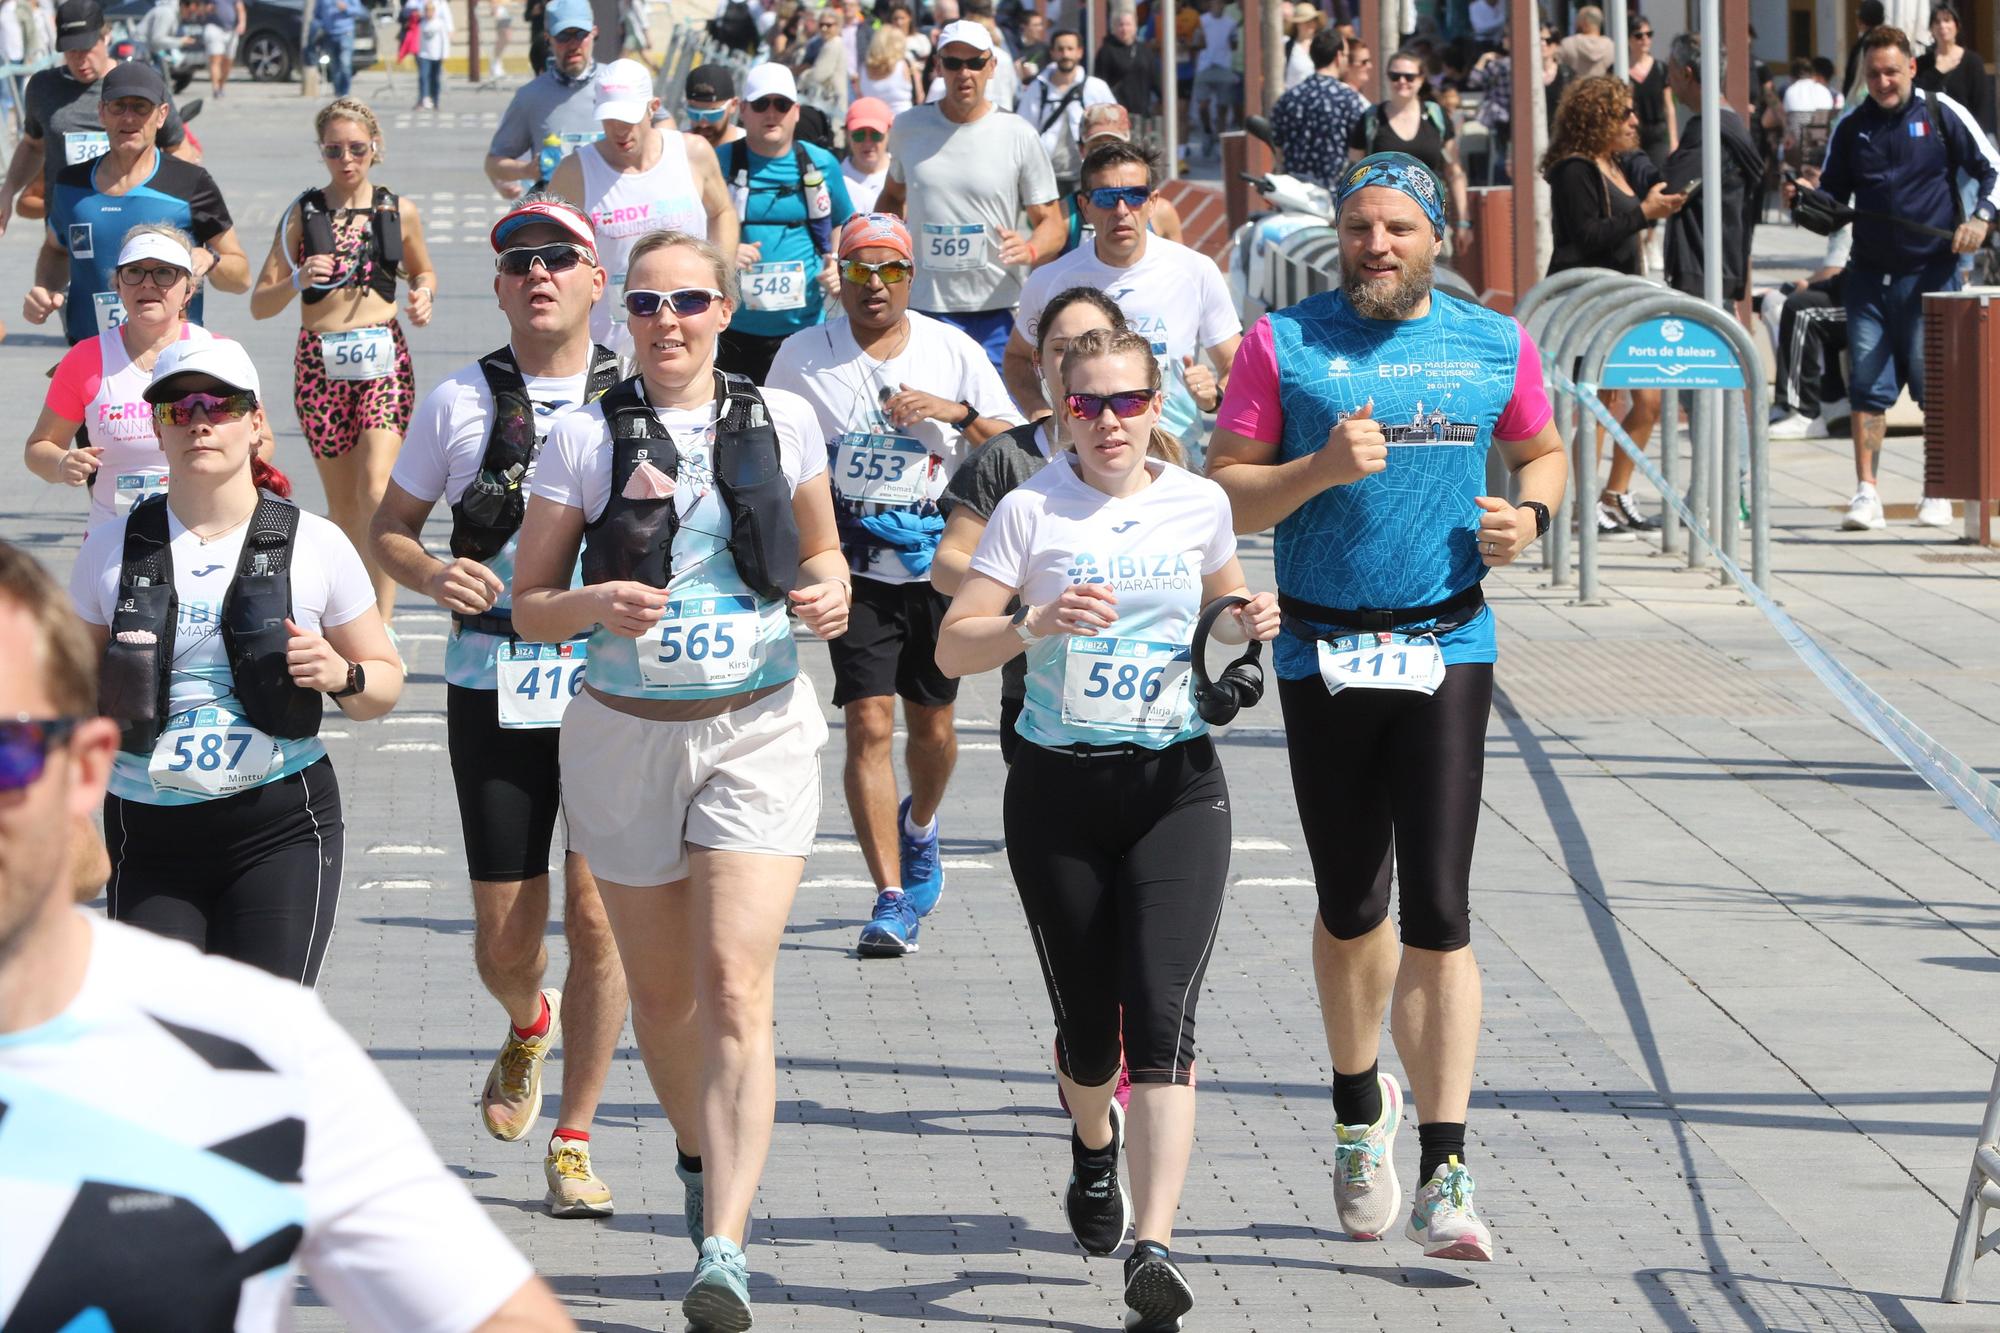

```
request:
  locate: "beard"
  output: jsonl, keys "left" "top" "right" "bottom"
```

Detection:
{"left": 1341, "top": 245, "right": 1435, "bottom": 319}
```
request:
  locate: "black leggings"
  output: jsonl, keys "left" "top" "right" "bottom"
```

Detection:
{"left": 1004, "top": 738, "right": 1232, "bottom": 1087}
{"left": 447, "top": 683, "right": 565, "bottom": 882}
{"left": 1277, "top": 662, "right": 1493, "bottom": 952}
{"left": 106, "top": 756, "right": 345, "bottom": 986}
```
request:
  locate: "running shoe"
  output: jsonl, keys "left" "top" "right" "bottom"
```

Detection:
{"left": 1122, "top": 1240, "right": 1194, "bottom": 1332}
{"left": 481, "top": 988, "right": 560, "bottom": 1142}
{"left": 1065, "top": 1100, "right": 1132, "bottom": 1256}
{"left": 682, "top": 1236, "right": 753, "bottom": 1332}
{"left": 676, "top": 1159, "right": 705, "bottom": 1250}
{"left": 1332, "top": 1070, "right": 1403, "bottom": 1241}
{"left": 1594, "top": 500, "right": 1636, "bottom": 539}
{"left": 897, "top": 795, "right": 945, "bottom": 917}
{"left": 856, "top": 890, "right": 920, "bottom": 957}
{"left": 1404, "top": 1156, "right": 1494, "bottom": 1261}
{"left": 1053, "top": 1037, "right": 1133, "bottom": 1112}
{"left": 543, "top": 1136, "right": 614, "bottom": 1218}
{"left": 1766, "top": 412, "right": 1828, "bottom": 440}
{"left": 1842, "top": 484, "right": 1887, "bottom": 531}
{"left": 1607, "top": 491, "right": 1659, "bottom": 532}
{"left": 1917, "top": 496, "right": 1956, "bottom": 528}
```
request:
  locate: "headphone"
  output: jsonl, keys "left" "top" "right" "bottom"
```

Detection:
{"left": 1191, "top": 595, "right": 1266, "bottom": 726}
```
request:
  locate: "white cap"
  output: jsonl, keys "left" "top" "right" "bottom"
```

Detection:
{"left": 740, "top": 61, "right": 800, "bottom": 104}
{"left": 594, "top": 58, "right": 655, "bottom": 124}
{"left": 116, "top": 229, "right": 194, "bottom": 272}
{"left": 144, "top": 338, "right": 262, "bottom": 402}
{"left": 935, "top": 19, "right": 993, "bottom": 53}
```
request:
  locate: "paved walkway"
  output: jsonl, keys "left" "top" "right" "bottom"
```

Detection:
{"left": 2, "top": 81, "right": 1997, "bottom": 1332}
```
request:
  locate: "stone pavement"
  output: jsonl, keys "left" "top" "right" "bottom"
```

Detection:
{"left": 2, "top": 78, "right": 1998, "bottom": 1332}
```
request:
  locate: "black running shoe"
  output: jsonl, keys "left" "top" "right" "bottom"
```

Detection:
{"left": 1123, "top": 1240, "right": 1194, "bottom": 1331}
{"left": 1064, "top": 1100, "right": 1131, "bottom": 1256}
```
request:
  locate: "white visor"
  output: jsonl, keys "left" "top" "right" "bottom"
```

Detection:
{"left": 116, "top": 230, "right": 194, "bottom": 273}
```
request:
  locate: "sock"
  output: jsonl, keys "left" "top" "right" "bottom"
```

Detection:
{"left": 551, "top": 1127, "right": 589, "bottom": 1144}
{"left": 511, "top": 993, "right": 550, "bottom": 1040}
{"left": 1071, "top": 1125, "right": 1118, "bottom": 1167}
{"left": 1418, "top": 1122, "right": 1467, "bottom": 1185}
{"left": 1131, "top": 1239, "right": 1170, "bottom": 1262}
{"left": 880, "top": 885, "right": 904, "bottom": 898}
{"left": 1332, "top": 1063, "right": 1382, "bottom": 1128}
{"left": 902, "top": 806, "right": 936, "bottom": 840}
{"left": 677, "top": 1148, "right": 703, "bottom": 1176}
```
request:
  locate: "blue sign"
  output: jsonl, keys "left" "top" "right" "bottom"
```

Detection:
{"left": 1600, "top": 316, "right": 1746, "bottom": 389}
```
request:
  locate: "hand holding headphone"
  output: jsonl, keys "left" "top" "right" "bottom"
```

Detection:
{"left": 1191, "top": 594, "right": 1269, "bottom": 726}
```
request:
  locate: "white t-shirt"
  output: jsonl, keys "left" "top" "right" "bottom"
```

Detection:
{"left": 887, "top": 102, "right": 1060, "bottom": 314}
{"left": 970, "top": 456, "right": 1236, "bottom": 751}
{"left": 69, "top": 501, "right": 374, "bottom": 805}
{"left": 1015, "top": 70, "right": 1117, "bottom": 180}
{"left": 841, "top": 157, "right": 890, "bottom": 213}
{"left": 1783, "top": 78, "right": 1836, "bottom": 114}
{"left": 1196, "top": 13, "right": 1237, "bottom": 74}
{"left": 0, "top": 915, "right": 535, "bottom": 1332}
{"left": 391, "top": 355, "right": 595, "bottom": 689}
{"left": 531, "top": 381, "right": 827, "bottom": 700}
{"left": 766, "top": 310, "right": 1025, "bottom": 584}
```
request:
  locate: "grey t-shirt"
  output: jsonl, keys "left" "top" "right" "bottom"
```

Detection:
{"left": 887, "top": 103, "right": 1058, "bottom": 315}
{"left": 489, "top": 63, "right": 604, "bottom": 174}
{"left": 24, "top": 63, "right": 187, "bottom": 198}
{"left": 208, "top": 0, "right": 238, "bottom": 28}
{"left": 941, "top": 419, "right": 1051, "bottom": 701}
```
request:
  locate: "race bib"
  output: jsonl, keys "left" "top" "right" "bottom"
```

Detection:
{"left": 831, "top": 433, "right": 930, "bottom": 506}
{"left": 921, "top": 223, "right": 988, "bottom": 272}
{"left": 741, "top": 260, "right": 808, "bottom": 311}
{"left": 636, "top": 594, "right": 761, "bottom": 691}
{"left": 320, "top": 326, "right": 395, "bottom": 381}
{"left": 496, "top": 639, "right": 587, "bottom": 729}
{"left": 93, "top": 291, "right": 128, "bottom": 331}
{"left": 65, "top": 131, "right": 110, "bottom": 166}
{"left": 1061, "top": 637, "right": 1194, "bottom": 734}
{"left": 1315, "top": 632, "right": 1447, "bottom": 697}
{"left": 147, "top": 706, "right": 281, "bottom": 798}
{"left": 114, "top": 470, "right": 169, "bottom": 513}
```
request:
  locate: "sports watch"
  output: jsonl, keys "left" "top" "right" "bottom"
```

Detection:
{"left": 330, "top": 661, "right": 367, "bottom": 700}
{"left": 1011, "top": 604, "right": 1039, "bottom": 644}
{"left": 1521, "top": 500, "right": 1551, "bottom": 538}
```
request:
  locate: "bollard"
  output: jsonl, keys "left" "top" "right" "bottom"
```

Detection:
{"left": 1658, "top": 388, "right": 1680, "bottom": 556}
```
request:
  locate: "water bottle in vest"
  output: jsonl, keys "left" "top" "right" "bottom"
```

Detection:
{"left": 802, "top": 163, "right": 832, "bottom": 223}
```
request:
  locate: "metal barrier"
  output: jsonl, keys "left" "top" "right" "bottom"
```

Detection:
{"left": 1258, "top": 227, "right": 1481, "bottom": 313}
{"left": 653, "top": 21, "right": 759, "bottom": 123}
{"left": 1, "top": 57, "right": 53, "bottom": 158}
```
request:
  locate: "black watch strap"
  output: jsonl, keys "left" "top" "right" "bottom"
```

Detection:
{"left": 955, "top": 401, "right": 978, "bottom": 430}
{"left": 1521, "top": 500, "right": 1551, "bottom": 537}
{"left": 330, "top": 661, "right": 365, "bottom": 699}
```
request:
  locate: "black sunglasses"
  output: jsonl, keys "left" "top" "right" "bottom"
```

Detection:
{"left": 624, "top": 287, "right": 725, "bottom": 318}
{"left": 1387, "top": 70, "right": 1422, "bottom": 82}
{"left": 940, "top": 54, "right": 991, "bottom": 71}
{"left": 0, "top": 716, "right": 81, "bottom": 793}
{"left": 320, "top": 142, "right": 372, "bottom": 160}
{"left": 747, "top": 95, "right": 796, "bottom": 113}
{"left": 496, "top": 242, "right": 596, "bottom": 276}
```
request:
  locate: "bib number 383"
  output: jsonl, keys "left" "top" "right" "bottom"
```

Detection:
{"left": 148, "top": 707, "right": 280, "bottom": 798}
{"left": 320, "top": 327, "right": 395, "bottom": 381}
{"left": 637, "top": 595, "right": 761, "bottom": 691}
{"left": 496, "top": 640, "right": 587, "bottom": 729}
{"left": 1315, "top": 632, "right": 1447, "bottom": 697}
{"left": 1061, "top": 638, "right": 1193, "bottom": 733}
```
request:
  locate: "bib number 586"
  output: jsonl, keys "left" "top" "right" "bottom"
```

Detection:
{"left": 1084, "top": 660, "right": 1166, "bottom": 703}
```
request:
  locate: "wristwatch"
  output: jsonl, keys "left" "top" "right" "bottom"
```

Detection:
{"left": 954, "top": 401, "right": 979, "bottom": 431}
{"left": 1520, "top": 500, "right": 1551, "bottom": 538}
{"left": 1011, "top": 604, "right": 1039, "bottom": 644}
{"left": 329, "top": 661, "right": 367, "bottom": 700}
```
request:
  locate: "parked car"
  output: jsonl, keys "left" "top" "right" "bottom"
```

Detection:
{"left": 102, "top": 0, "right": 390, "bottom": 83}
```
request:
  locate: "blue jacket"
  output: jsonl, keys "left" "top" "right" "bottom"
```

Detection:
{"left": 1819, "top": 88, "right": 2000, "bottom": 274}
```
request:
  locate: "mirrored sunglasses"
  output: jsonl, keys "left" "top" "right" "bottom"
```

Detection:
{"left": 839, "top": 257, "right": 912, "bottom": 285}
{"left": 496, "top": 242, "right": 596, "bottom": 276}
{"left": 624, "top": 287, "right": 726, "bottom": 318}
{"left": 1066, "top": 389, "right": 1154, "bottom": 420}
{"left": 153, "top": 390, "right": 258, "bottom": 427}
{"left": 0, "top": 717, "right": 81, "bottom": 793}
{"left": 1084, "top": 185, "right": 1153, "bottom": 210}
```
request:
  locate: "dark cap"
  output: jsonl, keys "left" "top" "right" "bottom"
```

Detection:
{"left": 55, "top": 0, "right": 105, "bottom": 51}
{"left": 685, "top": 63, "right": 735, "bottom": 101}
{"left": 101, "top": 59, "right": 169, "bottom": 105}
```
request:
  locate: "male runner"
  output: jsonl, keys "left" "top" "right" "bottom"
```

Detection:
{"left": 486, "top": 0, "right": 605, "bottom": 200}
{"left": 1207, "top": 153, "right": 1566, "bottom": 1262}
{"left": 681, "top": 63, "right": 744, "bottom": 150}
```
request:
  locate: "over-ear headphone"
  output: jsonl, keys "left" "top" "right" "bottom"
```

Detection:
{"left": 1191, "top": 596, "right": 1266, "bottom": 726}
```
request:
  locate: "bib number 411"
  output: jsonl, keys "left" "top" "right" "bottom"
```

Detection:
{"left": 1315, "top": 632, "right": 1447, "bottom": 696}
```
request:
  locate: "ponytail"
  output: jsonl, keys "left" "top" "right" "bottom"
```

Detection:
{"left": 1146, "top": 426, "right": 1186, "bottom": 468}
{"left": 252, "top": 455, "right": 293, "bottom": 499}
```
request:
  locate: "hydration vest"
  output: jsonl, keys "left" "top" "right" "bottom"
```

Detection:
{"left": 98, "top": 494, "right": 323, "bottom": 756}
{"left": 299, "top": 185, "right": 403, "bottom": 305}
{"left": 581, "top": 372, "right": 800, "bottom": 602}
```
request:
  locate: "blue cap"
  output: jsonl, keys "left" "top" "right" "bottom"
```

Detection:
{"left": 545, "top": 0, "right": 593, "bottom": 37}
{"left": 1336, "top": 152, "right": 1447, "bottom": 237}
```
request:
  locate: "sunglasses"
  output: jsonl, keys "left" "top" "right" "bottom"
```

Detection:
{"left": 153, "top": 390, "right": 258, "bottom": 427}
{"left": 1066, "top": 389, "right": 1155, "bottom": 420}
{"left": 320, "top": 141, "right": 372, "bottom": 160}
{"left": 1387, "top": 70, "right": 1421, "bottom": 82}
{"left": 552, "top": 26, "right": 592, "bottom": 42}
{"left": 624, "top": 287, "right": 725, "bottom": 318}
{"left": 1084, "top": 184, "right": 1153, "bottom": 210}
{"left": 683, "top": 103, "right": 730, "bottom": 122}
{"left": 746, "top": 95, "right": 795, "bottom": 114}
{"left": 0, "top": 716, "right": 80, "bottom": 793}
{"left": 116, "top": 263, "right": 188, "bottom": 288}
{"left": 840, "top": 257, "right": 912, "bottom": 285}
{"left": 1635, "top": 29, "right": 1653, "bottom": 38}
{"left": 496, "top": 242, "right": 596, "bottom": 276}
{"left": 940, "top": 54, "right": 991, "bottom": 71}
{"left": 849, "top": 127, "right": 885, "bottom": 143}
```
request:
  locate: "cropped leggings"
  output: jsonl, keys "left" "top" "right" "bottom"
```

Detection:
{"left": 1003, "top": 737, "right": 1232, "bottom": 1087}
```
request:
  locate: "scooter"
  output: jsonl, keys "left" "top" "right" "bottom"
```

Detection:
{"left": 1224, "top": 115, "right": 1339, "bottom": 325}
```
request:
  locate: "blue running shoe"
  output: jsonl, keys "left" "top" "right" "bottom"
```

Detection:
{"left": 675, "top": 1159, "right": 704, "bottom": 1252}
{"left": 682, "top": 1236, "right": 752, "bottom": 1332}
{"left": 897, "top": 795, "right": 944, "bottom": 917}
{"left": 856, "top": 890, "right": 920, "bottom": 957}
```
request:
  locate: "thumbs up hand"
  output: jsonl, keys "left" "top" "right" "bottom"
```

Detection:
{"left": 1317, "top": 399, "right": 1388, "bottom": 487}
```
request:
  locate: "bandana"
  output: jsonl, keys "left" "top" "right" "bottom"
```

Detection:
{"left": 1337, "top": 152, "right": 1447, "bottom": 237}
{"left": 838, "top": 212, "right": 914, "bottom": 261}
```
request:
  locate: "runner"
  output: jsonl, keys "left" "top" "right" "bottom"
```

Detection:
{"left": 68, "top": 338, "right": 404, "bottom": 987}
{"left": 1005, "top": 140, "right": 1239, "bottom": 466}
{"left": 1207, "top": 152, "right": 1567, "bottom": 1261}
{"left": 0, "top": 541, "right": 572, "bottom": 1332}
{"left": 28, "top": 59, "right": 247, "bottom": 345}
{"left": 249, "top": 97, "right": 437, "bottom": 624}
{"left": 548, "top": 58, "right": 735, "bottom": 364}
{"left": 1011, "top": 27, "right": 1115, "bottom": 199}
{"left": 512, "top": 229, "right": 850, "bottom": 1331}
{"left": 370, "top": 195, "right": 628, "bottom": 1222}
{"left": 1053, "top": 104, "right": 1187, "bottom": 255}
{"left": 485, "top": 0, "right": 604, "bottom": 200}
{"left": 682, "top": 63, "right": 745, "bottom": 151}
{"left": 766, "top": 212, "right": 1021, "bottom": 959}
{"left": 840, "top": 96, "right": 893, "bottom": 212}
{"left": 714, "top": 62, "right": 855, "bottom": 385}
{"left": 877, "top": 19, "right": 1063, "bottom": 376}
{"left": 936, "top": 325, "right": 1279, "bottom": 1333}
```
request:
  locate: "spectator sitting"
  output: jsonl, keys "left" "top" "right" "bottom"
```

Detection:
{"left": 1762, "top": 225, "right": 1851, "bottom": 440}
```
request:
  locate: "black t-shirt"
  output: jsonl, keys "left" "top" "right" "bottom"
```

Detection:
{"left": 1631, "top": 61, "right": 1672, "bottom": 169}
{"left": 23, "top": 63, "right": 188, "bottom": 199}
{"left": 941, "top": 420, "right": 1052, "bottom": 702}
{"left": 1348, "top": 99, "right": 1454, "bottom": 181}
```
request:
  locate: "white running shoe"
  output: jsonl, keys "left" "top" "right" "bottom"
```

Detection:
{"left": 481, "top": 988, "right": 560, "bottom": 1142}
{"left": 1916, "top": 496, "right": 1957, "bottom": 528}
{"left": 1766, "top": 412, "right": 1827, "bottom": 440}
{"left": 1842, "top": 484, "right": 1887, "bottom": 531}
{"left": 1332, "top": 1071, "right": 1404, "bottom": 1240}
{"left": 1405, "top": 1156, "right": 1493, "bottom": 1261}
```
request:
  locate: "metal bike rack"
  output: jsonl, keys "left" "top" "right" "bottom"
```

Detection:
{"left": 1945, "top": 1059, "right": 2000, "bottom": 1302}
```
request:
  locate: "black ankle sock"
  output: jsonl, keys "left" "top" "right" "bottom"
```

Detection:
{"left": 1072, "top": 1126, "right": 1118, "bottom": 1168}
{"left": 1332, "top": 1063, "right": 1382, "bottom": 1126}
{"left": 1417, "top": 1122, "right": 1467, "bottom": 1185}
{"left": 677, "top": 1148, "right": 703, "bottom": 1175}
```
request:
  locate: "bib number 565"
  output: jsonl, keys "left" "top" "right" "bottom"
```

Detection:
{"left": 656, "top": 620, "right": 738, "bottom": 662}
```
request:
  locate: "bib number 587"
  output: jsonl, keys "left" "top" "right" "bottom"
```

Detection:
{"left": 166, "top": 730, "right": 255, "bottom": 773}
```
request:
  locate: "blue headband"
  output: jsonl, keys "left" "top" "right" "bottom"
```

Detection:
{"left": 1336, "top": 152, "right": 1447, "bottom": 237}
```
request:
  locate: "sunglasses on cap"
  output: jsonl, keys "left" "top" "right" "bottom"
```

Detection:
{"left": 746, "top": 95, "right": 795, "bottom": 113}
{"left": 1066, "top": 389, "right": 1155, "bottom": 420}
{"left": 153, "top": 390, "right": 259, "bottom": 427}
{"left": 940, "top": 53, "right": 991, "bottom": 70}
{"left": 1083, "top": 184, "right": 1152, "bottom": 210}
{"left": 683, "top": 103, "right": 730, "bottom": 122}
{"left": 0, "top": 716, "right": 81, "bottom": 793}
{"left": 320, "top": 141, "right": 372, "bottom": 160}
{"left": 116, "top": 262, "right": 188, "bottom": 288}
{"left": 496, "top": 242, "right": 596, "bottom": 276}
{"left": 840, "top": 257, "right": 911, "bottom": 285}
{"left": 849, "top": 126, "right": 886, "bottom": 143}
{"left": 624, "top": 287, "right": 726, "bottom": 318}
